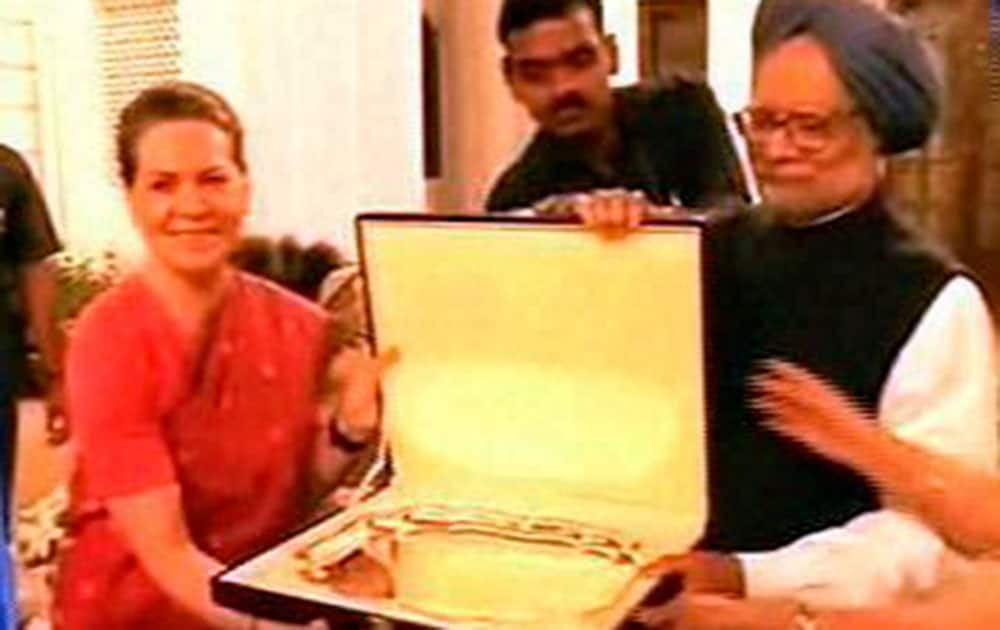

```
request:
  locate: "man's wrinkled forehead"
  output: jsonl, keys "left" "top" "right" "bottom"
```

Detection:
{"left": 504, "top": 6, "right": 603, "bottom": 62}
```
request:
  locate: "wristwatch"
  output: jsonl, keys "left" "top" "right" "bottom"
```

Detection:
{"left": 791, "top": 603, "right": 821, "bottom": 630}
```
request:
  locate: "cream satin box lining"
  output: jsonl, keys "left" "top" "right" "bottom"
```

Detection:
{"left": 214, "top": 216, "right": 709, "bottom": 629}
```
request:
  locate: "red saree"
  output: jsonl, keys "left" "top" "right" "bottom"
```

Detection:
{"left": 55, "top": 273, "right": 329, "bottom": 629}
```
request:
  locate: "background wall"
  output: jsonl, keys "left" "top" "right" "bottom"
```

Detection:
{"left": 0, "top": 0, "right": 45, "bottom": 186}
{"left": 605, "top": 2, "right": 640, "bottom": 87}
{"left": 28, "top": 0, "right": 425, "bottom": 260}
{"left": 181, "top": 0, "right": 424, "bottom": 259}
{"left": 424, "top": 0, "right": 531, "bottom": 214}
{"left": 35, "top": 0, "right": 132, "bottom": 255}
{"left": 19, "top": 0, "right": 775, "bottom": 254}
{"left": 706, "top": 0, "right": 758, "bottom": 114}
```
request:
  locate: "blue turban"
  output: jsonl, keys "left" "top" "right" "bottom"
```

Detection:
{"left": 753, "top": 0, "right": 940, "bottom": 154}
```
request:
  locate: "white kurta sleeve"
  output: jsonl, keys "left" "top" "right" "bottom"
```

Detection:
{"left": 737, "top": 276, "right": 999, "bottom": 608}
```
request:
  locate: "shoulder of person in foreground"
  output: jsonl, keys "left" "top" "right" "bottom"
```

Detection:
{"left": 485, "top": 132, "right": 557, "bottom": 214}
{"left": 68, "top": 275, "right": 146, "bottom": 346}
{"left": 623, "top": 73, "right": 749, "bottom": 207}
{"left": 620, "top": 71, "right": 718, "bottom": 109}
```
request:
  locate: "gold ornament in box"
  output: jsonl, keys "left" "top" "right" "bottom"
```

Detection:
{"left": 214, "top": 214, "right": 710, "bottom": 629}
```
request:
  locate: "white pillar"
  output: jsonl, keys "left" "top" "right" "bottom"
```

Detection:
{"left": 707, "top": 0, "right": 761, "bottom": 114}
{"left": 242, "top": 1, "right": 360, "bottom": 254}
{"left": 432, "top": 0, "right": 533, "bottom": 213}
{"left": 177, "top": 0, "right": 245, "bottom": 112}
{"left": 603, "top": 1, "right": 639, "bottom": 86}
{"left": 357, "top": 1, "right": 425, "bottom": 216}
{"left": 180, "top": 0, "right": 424, "bottom": 259}
{"left": 35, "top": 0, "right": 140, "bottom": 256}
{"left": 707, "top": 0, "right": 762, "bottom": 201}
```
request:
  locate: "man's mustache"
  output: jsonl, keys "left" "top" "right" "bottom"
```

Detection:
{"left": 550, "top": 93, "right": 589, "bottom": 114}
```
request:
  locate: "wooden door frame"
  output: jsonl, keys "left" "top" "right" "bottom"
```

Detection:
{"left": 638, "top": 0, "right": 708, "bottom": 80}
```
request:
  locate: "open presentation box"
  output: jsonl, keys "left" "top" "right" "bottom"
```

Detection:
{"left": 214, "top": 215, "right": 710, "bottom": 629}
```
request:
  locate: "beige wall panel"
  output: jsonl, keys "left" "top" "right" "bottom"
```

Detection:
{"left": 0, "top": 21, "right": 34, "bottom": 68}
{"left": 0, "top": 111, "right": 38, "bottom": 152}
{"left": 0, "top": 67, "right": 37, "bottom": 107}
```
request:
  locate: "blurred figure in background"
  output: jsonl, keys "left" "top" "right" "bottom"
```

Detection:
{"left": 229, "top": 236, "right": 369, "bottom": 360}
{"left": 229, "top": 236, "right": 347, "bottom": 303}
{"left": 0, "top": 143, "right": 61, "bottom": 630}
{"left": 486, "top": 0, "right": 746, "bottom": 215}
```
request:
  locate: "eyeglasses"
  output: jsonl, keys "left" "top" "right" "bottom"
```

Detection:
{"left": 733, "top": 107, "right": 861, "bottom": 153}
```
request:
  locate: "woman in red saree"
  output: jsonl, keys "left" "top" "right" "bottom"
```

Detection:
{"left": 53, "top": 82, "right": 384, "bottom": 630}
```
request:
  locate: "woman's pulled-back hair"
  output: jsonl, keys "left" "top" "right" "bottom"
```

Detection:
{"left": 116, "top": 81, "right": 246, "bottom": 186}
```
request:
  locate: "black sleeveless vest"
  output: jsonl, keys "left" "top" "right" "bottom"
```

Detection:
{"left": 700, "top": 192, "right": 961, "bottom": 551}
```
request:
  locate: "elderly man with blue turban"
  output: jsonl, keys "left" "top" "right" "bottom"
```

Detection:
{"left": 567, "top": 1, "right": 999, "bottom": 628}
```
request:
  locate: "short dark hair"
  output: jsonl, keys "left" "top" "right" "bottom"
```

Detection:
{"left": 229, "top": 236, "right": 347, "bottom": 302}
{"left": 116, "top": 81, "right": 246, "bottom": 187}
{"left": 497, "top": 0, "right": 603, "bottom": 44}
